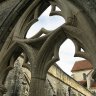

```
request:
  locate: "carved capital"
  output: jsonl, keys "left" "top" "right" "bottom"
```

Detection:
{"left": 0, "top": 85, "right": 7, "bottom": 95}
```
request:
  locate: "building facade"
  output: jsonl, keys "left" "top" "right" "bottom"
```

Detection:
{"left": 71, "top": 60, "right": 96, "bottom": 95}
{"left": 3, "top": 57, "right": 92, "bottom": 96}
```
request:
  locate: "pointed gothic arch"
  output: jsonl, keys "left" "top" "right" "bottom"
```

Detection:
{"left": 0, "top": 0, "right": 96, "bottom": 96}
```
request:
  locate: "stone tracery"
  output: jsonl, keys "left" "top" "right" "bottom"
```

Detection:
{"left": 0, "top": 0, "right": 96, "bottom": 96}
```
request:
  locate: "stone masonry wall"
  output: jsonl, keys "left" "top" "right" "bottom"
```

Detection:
{"left": 3, "top": 59, "right": 92, "bottom": 96}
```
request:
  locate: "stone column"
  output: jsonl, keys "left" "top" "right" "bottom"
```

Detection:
{"left": 29, "top": 77, "right": 46, "bottom": 96}
{"left": 0, "top": 85, "right": 7, "bottom": 96}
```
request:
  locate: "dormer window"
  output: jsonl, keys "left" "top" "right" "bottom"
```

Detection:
{"left": 83, "top": 73, "right": 86, "bottom": 80}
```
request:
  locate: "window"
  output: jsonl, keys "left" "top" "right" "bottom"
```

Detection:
{"left": 83, "top": 73, "right": 86, "bottom": 80}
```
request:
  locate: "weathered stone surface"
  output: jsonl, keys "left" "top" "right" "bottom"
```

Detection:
{"left": 0, "top": 0, "right": 96, "bottom": 96}
{"left": 0, "top": 0, "right": 20, "bottom": 26}
{"left": 3, "top": 59, "right": 92, "bottom": 96}
{"left": 70, "top": 0, "right": 96, "bottom": 25}
{"left": 4, "top": 60, "right": 30, "bottom": 96}
{"left": 0, "top": 0, "right": 34, "bottom": 49}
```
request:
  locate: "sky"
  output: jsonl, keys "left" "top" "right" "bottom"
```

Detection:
{"left": 27, "top": 6, "right": 84, "bottom": 75}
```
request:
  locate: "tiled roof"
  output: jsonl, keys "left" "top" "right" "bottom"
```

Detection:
{"left": 78, "top": 80, "right": 87, "bottom": 86}
{"left": 78, "top": 81, "right": 96, "bottom": 88}
{"left": 71, "top": 60, "right": 93, "bottom": 72}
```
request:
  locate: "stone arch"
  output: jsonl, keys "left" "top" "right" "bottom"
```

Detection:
{"left": 0, "top": 0, "right": 96, "bottom": 96}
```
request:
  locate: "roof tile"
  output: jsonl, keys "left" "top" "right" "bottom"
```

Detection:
{"left": 71, "top": 60, "right": 93, "bottom": 72}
